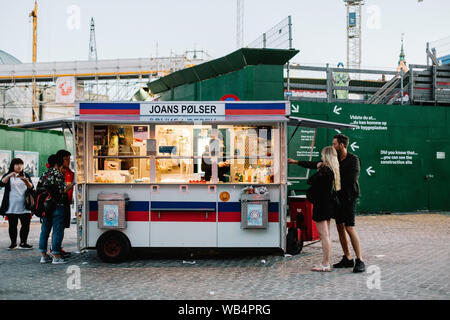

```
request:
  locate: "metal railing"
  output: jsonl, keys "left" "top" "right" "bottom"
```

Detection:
{"left": 285, "top": 62, "right": 450, "bottom": 105}
{"left": 284, "top": 64, "right": 401, "bottom": 104}
{"left": 409, "top": 64, "right": 450, "bottom": 105}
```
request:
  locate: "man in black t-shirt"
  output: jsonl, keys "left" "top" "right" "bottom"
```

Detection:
{"left": 331, "top": 134, "right": 365, "bottom": 273}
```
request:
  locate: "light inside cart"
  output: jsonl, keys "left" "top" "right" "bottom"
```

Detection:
{"left": 92, "top": 124, "right": 151, "bottom": 183}
{"left": 88, "top": 122, "right": 281, "bottom": 184}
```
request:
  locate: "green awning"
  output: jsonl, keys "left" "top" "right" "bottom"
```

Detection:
{"left": 148, "top": 48, "right": 299, "bottom": 94}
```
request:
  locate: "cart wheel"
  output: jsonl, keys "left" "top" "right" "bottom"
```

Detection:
{"left": 97, "top": 231, "right": 131, "bottom": 263}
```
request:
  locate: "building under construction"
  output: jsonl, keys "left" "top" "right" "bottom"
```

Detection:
{"left": 1, "top": 2, "right": 450, "bottom": 214}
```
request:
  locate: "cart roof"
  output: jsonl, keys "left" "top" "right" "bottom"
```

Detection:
{"left": 10, "top": 115, "right": 357, "bottom": 130}
{"left": 287, "top": 116, "right": 357, "bottom": 130}
{"left": 10, "top": 101, "right": 357, "bottom": 130}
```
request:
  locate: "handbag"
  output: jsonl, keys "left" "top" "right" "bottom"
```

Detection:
{"left": 25, "top": 188, "right": 36, "bottom": 211}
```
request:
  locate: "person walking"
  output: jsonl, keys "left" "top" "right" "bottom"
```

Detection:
{"left": 38, "top": 155, "right": 74, "bottom": 264}
{"left": 289, "top": 147, "right": 341, "bottom": 271}
{"left": 0, "top": 158, "right": 35, "bottom": 250}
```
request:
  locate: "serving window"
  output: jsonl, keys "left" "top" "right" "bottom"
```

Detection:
{"left": 90, "top": 123, "right": 280, "bottom": 184}
{"left": 92, "top": 125, "right": 150, "bottom": 183}
{"left": 216, "top": 125, "right": 279, "bottom": 184}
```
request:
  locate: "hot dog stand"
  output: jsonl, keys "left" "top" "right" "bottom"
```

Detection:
{"left": 12, "top": 100, "right": 355, "bottom": 262}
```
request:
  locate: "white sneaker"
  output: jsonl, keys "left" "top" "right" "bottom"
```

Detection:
{"left": 40, "top": 255, "right": 52, "bottom": 263}
{"left": 52, "top": 257, "right": 67, "bottom": 264}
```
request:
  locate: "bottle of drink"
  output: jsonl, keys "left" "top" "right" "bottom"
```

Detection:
{"left": 270, "top": 167, "right": 274, "bottom": 183}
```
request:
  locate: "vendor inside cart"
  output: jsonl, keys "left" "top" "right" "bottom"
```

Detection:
{"left": 201, "top": 139, "right": 230, "bottom": 182}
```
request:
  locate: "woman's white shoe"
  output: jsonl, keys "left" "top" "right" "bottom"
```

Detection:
{"left": 311, "top": 264, "right": 332, "bottom": 272}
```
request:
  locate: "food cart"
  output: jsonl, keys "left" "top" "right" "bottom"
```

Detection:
{"left": 12, "top": 101, "right": 355, "bottom": 262}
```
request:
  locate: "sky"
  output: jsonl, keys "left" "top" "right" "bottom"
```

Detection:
{"left": 1, "top": 0, "right": 449, "bottom": 70}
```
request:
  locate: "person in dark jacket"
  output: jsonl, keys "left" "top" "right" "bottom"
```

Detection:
{"left": 289, "top": 146, "right": 341, "bottom": 272}
{"left": 201, "top": 140, "right": 230, "bottom": 182}
{"left": 288, "top": 134, "right": 365, "bottom": 273}
{"left": 331, "top": 134, "right": 365, "bottom": 273}
{"left": 0, "top": 158, "right": 34, "bottom": 250}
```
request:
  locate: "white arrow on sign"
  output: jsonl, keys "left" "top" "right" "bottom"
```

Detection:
{"left": 335, "top": 129, "right": 341, "bottom": 134}
{"left": 291, "top": 104, "right": 299, "bottom": 113}
{"left": 366, "top": 166, "right": 375, "bottom": 176}
{"left": 350, "top": 141, "right": 359, "bottom": 152}
{"left": 333, "top": 105, "right": 342, "bottom": 115}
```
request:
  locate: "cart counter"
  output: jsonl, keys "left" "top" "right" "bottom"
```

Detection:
{"left": 84, "top": 183, "right": 284, "bottom": 249}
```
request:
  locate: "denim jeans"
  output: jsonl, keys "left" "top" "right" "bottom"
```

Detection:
{"left": 39, "top": 204, "right": 65, "bottom": 255}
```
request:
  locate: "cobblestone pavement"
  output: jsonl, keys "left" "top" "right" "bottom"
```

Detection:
{"left": 0, "top": 213, "right": 449, "bottom": 300}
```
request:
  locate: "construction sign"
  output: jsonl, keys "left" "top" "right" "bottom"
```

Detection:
{"left": 56, "top": 76, "right": 76, "bottom": 103}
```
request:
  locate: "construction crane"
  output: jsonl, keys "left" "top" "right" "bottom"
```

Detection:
{"left": 29, "top": 0, "right": 38, "bottom": 121}
{"left": 29, "top": 1, "right": 37, "bottom": 63}
{"left": 344, "top": 0, "right": 364, "bottom": 78}
{"left": 236, "top": 0, "right": 244, "bottom": 48}
{"left": 89, "top": 17, "right": 98, "bottom": 61}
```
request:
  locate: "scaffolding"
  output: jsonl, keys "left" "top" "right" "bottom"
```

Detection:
{"left": 345, "top": 0, "right": 364, "bottom": 79}
{"left": 0, "top": 55, "right": 207, "bottom": 124}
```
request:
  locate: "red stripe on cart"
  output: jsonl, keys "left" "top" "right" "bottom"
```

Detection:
{"left": 127, "top": 211, "right": 150, "bottom": 221}
{"left": 89, "top": 211, "right": 149, "bottom": 222}
{"left": 150, "top": 211, "right": 216, "bottom": 222}
{"left": 80, "top": 109, "right": 140, "bottom": 115}
{"left": 225, "top": 109, "right": 286, "bottom": 115}
{"left": 218, "top": 212, "right": 279, "bottom": 222}
{"left": 89, "top": 211, "right": 98, "bottom": 221}
{"left": 89, "top": 211, "right": 279, "bottom": 222}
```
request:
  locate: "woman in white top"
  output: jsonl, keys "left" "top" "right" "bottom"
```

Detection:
{"left": 0, "top": 158, "right": 34, "bottom": 250}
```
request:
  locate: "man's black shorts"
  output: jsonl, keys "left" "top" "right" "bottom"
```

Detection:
{"left": 334, "top": 196, "right": 356, "bottom": 227}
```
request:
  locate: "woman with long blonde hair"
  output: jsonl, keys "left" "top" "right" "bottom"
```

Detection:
{"left": 305, "top": 146, "right": 340, "bottom": 271}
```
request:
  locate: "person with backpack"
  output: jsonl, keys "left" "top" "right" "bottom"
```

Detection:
{"left": 47, "top": 150, "right": 74, "bottom": 259}
{"left": 0, "top": 158, "right": 35, "bottom": 250}
{"left": 38, "top": 154, "right": 74, "bottom": 264}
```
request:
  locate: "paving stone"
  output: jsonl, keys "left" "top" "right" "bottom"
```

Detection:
{"left": 0, "top": 213, "right": 449, "bottom": 299}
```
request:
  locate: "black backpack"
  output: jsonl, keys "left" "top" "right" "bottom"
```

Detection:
{"left": 32, "top": 175, "right": 55, "bottom": 219}
{"left": 32, "top": 189, "right": 54, "bottom": 219}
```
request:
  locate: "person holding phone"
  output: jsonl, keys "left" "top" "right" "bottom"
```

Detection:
{"left": 0, "top": 158, "right": 34, "bottom": 250}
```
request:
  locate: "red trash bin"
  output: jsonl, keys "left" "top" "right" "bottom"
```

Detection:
{"left": 288, "top": 195, "right": 320, "bottom": 242}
